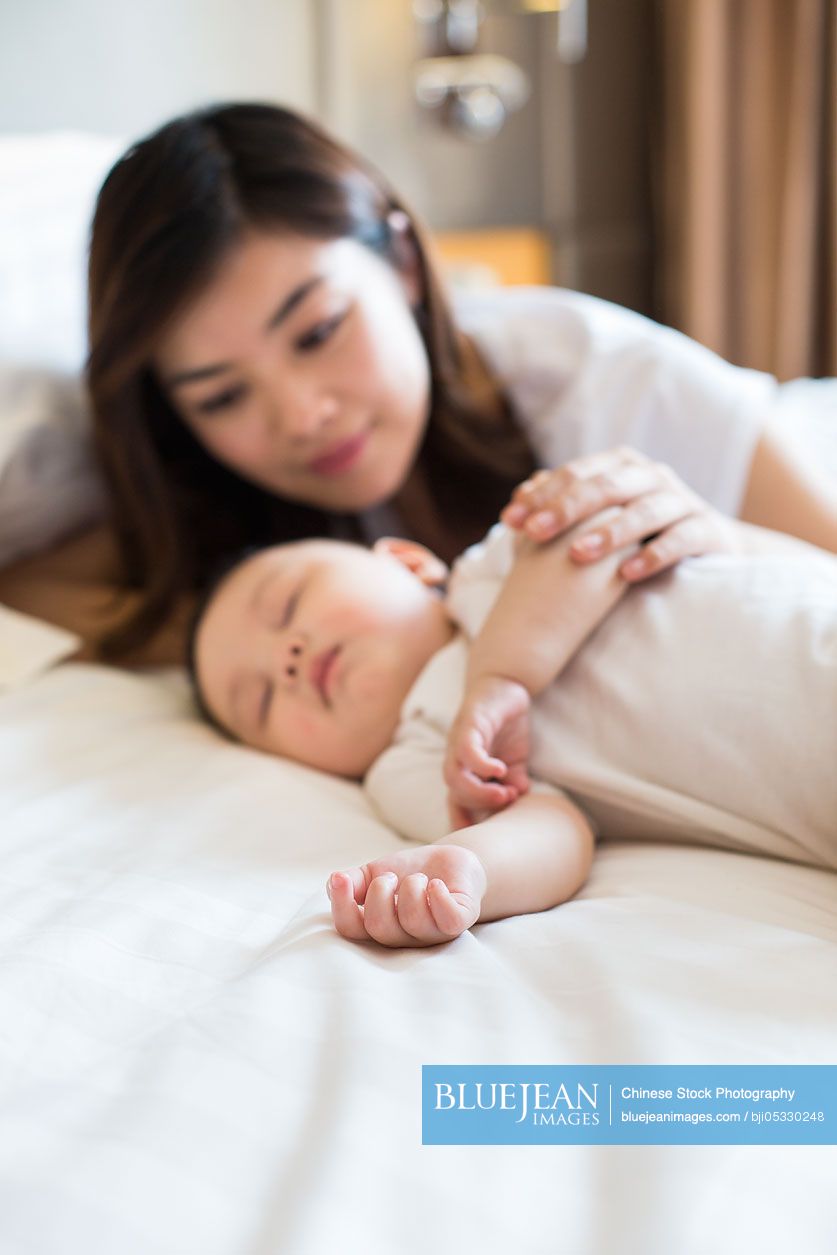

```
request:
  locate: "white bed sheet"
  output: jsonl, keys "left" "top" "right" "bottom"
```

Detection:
{"left": 0, "top": 662, "right": 835, "bottom": 1255}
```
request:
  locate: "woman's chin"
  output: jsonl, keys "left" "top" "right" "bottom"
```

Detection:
{"left": 252, "top": 433, "right": 417, "bottom": 514}
{"left": 309, "top": 465, "right": 410, "bottom": 515}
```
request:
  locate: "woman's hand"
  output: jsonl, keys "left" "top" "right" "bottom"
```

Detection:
{"left": 501, "top": 447, "right": 737, "bottom": 582}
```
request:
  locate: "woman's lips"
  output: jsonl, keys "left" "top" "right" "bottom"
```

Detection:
{"left": 307, "top": 431, "right": 368, "bottom": 477}
{"left": 310, "top": 646, "right": 341, "bottom": 705}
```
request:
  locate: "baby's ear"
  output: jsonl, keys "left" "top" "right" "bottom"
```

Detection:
{"left": 372, "top": 537, "right": 449, "bottom": 588}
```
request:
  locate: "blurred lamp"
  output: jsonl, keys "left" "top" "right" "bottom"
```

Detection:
{"left": 414, "top": 53, "right": 530, "bottom": 140}
{"left": 412, "top": 0, "right": 585, "bottom": 141}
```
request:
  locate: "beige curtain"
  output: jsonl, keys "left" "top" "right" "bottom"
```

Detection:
{"left": 656, "top": 0, "right": 836, "bottom": 379}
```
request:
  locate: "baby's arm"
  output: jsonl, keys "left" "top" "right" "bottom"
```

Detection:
{"left": 328, "top": 791, "right": 594, "bottom": 948}
{"left": 446, "top": 511, "right": 637, "bottom": 818}
{"left": 466, "top": 508, "right": 637, "bottom": 698}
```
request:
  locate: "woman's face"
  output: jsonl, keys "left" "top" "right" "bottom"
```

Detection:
{"left": 152, "top": 228, "right": 431, "bottom": 513}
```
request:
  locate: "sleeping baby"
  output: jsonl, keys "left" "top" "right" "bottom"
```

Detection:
{"left": 190, "top": 516, "right": 837, "bottom": 948}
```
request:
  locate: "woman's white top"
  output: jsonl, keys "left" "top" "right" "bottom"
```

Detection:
{"left": 453, "top": 286, "right": 777, "bottom": 517}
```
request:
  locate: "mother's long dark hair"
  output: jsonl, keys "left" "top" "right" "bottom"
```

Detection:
{"left": 87, "top": 102, "right": 535, "bottom": 658}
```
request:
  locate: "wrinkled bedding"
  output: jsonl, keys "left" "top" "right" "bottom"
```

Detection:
{"left": 0, "top": 663, "right": 835, "bottom": 1255}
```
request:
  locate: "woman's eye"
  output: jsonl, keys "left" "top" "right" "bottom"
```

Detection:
{"left": 296, "top": 314, "right": 345, "bottom": 353}
{"left": 196, "top": 385, "right": 246, "bottom": 415}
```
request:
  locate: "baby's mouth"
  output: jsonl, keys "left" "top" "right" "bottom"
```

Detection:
{"left": 310, "top": 645, "right": 341, "bottom": 706}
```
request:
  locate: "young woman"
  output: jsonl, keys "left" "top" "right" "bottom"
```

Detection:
{"left": 2, "top": 102, "right": 834, "bottom": 663}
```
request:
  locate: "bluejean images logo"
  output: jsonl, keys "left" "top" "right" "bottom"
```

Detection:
{"left": 422, "top": 1065, "right": 837, "bottom": 1145}
{"left": 434, "top": 1078, "right": 600, "bottom": 1127}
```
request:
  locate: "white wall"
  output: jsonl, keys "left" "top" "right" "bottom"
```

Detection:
{"left": 0, "top": 0, "right": 542, "bottom": 229}
{"left": 0, "top": 0, "right": 317, "bottom": 140}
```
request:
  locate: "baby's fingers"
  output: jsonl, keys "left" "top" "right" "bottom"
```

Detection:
{"left": 457, "top": 728, "right": 507, "bottom": 780}
{"left": 394, "top": 874, "right": 460, "bottom": 943}
{"left": 448, "top": 767, "right": 518, "bottom": 813}
{"left": 328, "top": 871, "right": 370, "bottom": 941}
{"left": 327, "top": 864, "right": 371, "bottom": 905}
{"left": 390, "top": 874, "right": 477, "bottom": 942}
{"left": 425, "top": 878, "right": 480, "bottom": 937}
{"left": 362, "top": 874, "right": 458, "bottom": 948}
{"left": 504, "top": 763, "right": 530, "bottom": 795}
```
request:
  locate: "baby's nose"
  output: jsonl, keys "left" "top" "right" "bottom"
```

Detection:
{"left": 280, "top": 635, "right": 307, "bottom": 684}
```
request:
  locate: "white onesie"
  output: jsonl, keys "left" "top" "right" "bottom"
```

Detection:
{"left": 365, "top": 526, "right": 837, "bottom": 871}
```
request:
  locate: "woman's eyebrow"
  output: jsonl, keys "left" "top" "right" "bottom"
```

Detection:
{"left": 264, "top": 276, "right": 324, "bottom": 332}
{"left": 165, "top": 277, "right": 325, "bottom": 389}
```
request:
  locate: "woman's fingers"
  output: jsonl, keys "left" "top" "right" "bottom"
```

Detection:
{"left": 568, "top": 490, "right": 697, "bottom": 560}
{"left": 503, "top": 468, "right": 555, "bottom": 521}
{"left": 507, "top": 447, "right": 644, "bottom": 505}
{"left": 508, "top": 448, "right": 643, "bottom": 514}
{"left": 619, "top": 513, "right": 731, "bottom": 581}
{"left": 534, "top": 466, "right": 663, "bottom": 537}
{"left": 500, "top": 452, "right": 736, "bottom": 581}
{"left": 503, "top": 462, "right": 666, "bottom": 540}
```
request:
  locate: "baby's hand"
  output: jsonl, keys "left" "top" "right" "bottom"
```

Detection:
{"left": 444, "top": 675, "right": 531, "bottom": 829}
{"left": 327, "top": 844, "right": 487, "bottom": 948}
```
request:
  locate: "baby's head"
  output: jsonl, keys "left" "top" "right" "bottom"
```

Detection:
{"left": 191, "top": 537, "right": 453, "bottom": 778}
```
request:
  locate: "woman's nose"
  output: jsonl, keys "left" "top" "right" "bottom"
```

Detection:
{"left": 266, "top": 378, "right": 339, "bottom": 443}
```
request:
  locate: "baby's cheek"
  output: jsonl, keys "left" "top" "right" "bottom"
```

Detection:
{"left": 293, "top": 711, "right": 319, "bottom": 742}
{"left": 323, "top": 605, "right": 378, "bottom": 636}
{"left": 350, "top": 665, "right": 390, "bottom": 703}
{"left": 274, "top": 709, "right": 320, "bottom": 759}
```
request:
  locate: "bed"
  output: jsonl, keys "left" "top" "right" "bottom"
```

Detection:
{"left": 1, "top": 132, "right": 836, "bottom": 1255}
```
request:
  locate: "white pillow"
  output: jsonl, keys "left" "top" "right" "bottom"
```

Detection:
{"left": 0, "top": 132, "right": 120, "bottom": 566}
{"left": 0, "top": 131, "right": 123, "bottom": 373}
{"left": 0, "top": 367, "right": 106, "bottom": 568}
